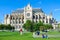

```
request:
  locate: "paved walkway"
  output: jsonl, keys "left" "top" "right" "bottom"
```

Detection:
{"left": 48, "top": 35, "right": 60, "bottom": 37}
{"left": 33, "top": 34, "right": 60, "bottom": 38}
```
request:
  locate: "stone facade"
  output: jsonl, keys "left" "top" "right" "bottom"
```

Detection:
{"left": 4, "top": 4, "right": 57, "bottom": 31}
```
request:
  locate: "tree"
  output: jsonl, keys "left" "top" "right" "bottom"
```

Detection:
{"left": 33, "top": 23, "right": 40, "bottom": 31}
{"left": 43, "top": 24, "right": 53, "bottom": 30}
{"left": 23, "top": 20, "right": 53, "bottom": 32}
{"left": 38, "top": 21, "right": 44, "bottom": 31}
{"left": 38, "top": 21, "right": 43, "bottom": 26}
{"left": 23, "top": 20, "right": 32, "bottom": 31}
{"left": 0, "top": 24, "right": 15, "bottom": 31}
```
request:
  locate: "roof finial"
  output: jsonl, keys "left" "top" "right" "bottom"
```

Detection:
{"left": 27, "top": 3, "right": 31, "bottom": 7}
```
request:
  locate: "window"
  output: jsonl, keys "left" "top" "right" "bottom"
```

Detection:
{"left": 10, "top": 16, "right": 12, "bottom": 19}
{"left": 33, "top": 15, "right": 35, "bottom": 19}
{"left": 36, "top": 15, "right": 38, "bottom": 19}
{"left": 13, "top": 20, "right": 15, "bottom": 24}
{"left": 27, "top": 13, "right": 30, "bottom": 16}
{"left": 16, "top": 18, "right": 18, "bottom": 20}
{"left": 19, "top": 18, "right": 21, "bottom": 20}
{"left": 16, "top": 21, "right": 18, "bottom": 24}
{"left": 43, "top": 17, "right": 45, "bottom": 19}
{"left": 13, "top": 17, "right": 15, "bottom": 20}
{"left": 15, "top": 26, "right": 18, "bottom": 29}
{"left": 22, "top": 17, "right": 24, "bottom": 19}
{"left": 22, "top": 21, "right": 24, "bottom": 23}
{"left": 46, "top": 19, "right": 48, "bottom": 23}
{"left": 19, "top": 21, "right": 21, "bottom": 24}
{"left": 39, "top": 15, "right": 41, "bottom": 19}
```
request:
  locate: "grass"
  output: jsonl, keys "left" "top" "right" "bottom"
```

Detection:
{"left": 0, "top": 31, "right": 60, "bottom": 40}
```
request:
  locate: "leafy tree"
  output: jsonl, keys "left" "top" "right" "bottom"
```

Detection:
{"left": 33, "top": 23, "right": 40, "bottom": 31}
{"left": 44, "top": 24, "right": 53, "bottom": 30}
{"left": 0, "top": 24, "right": 15, "bottom": 31}
{"left": 38, "top": 21, "right": 43, "bottom": 26}
{"left": 23, "top": 20, "right": 53, "bottom": 32}
{"left": 23, "top": 20, "right": 32, "bottom": 31}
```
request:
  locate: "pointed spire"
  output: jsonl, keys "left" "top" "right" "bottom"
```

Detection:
{"left": 49, "top": 11, "right": 53, "bottom": 18}
{"left": 27, "top": 3, "right": 31, "bottom": 7}
{"left": 49, "top": 12, "right": 52, "bottom": 16}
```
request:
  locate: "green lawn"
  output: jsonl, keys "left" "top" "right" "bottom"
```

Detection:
{"left": 0, "top": 31, "right": 60, "bottom": 40}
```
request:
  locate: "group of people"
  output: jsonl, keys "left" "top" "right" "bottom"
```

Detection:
{"left": 33, "top": 31, "right": 48, "bottom": 38}
{"left": 42, "top": 34, "right": 48, "bottom": 38}
{"left": 19, "top": 28, "right": 48, "bottom": 38}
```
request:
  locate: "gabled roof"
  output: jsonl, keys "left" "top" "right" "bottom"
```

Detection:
{"left": 12, "top": 8, "right": 44, "bottom": 13}
{"left": 12, "top": 9, "right": 24, "bottom": 13}
{"left": 32, "top": 8, "right": 44, "bottom": 13}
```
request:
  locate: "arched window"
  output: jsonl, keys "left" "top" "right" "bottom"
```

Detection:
{"left": 10, "top": 16, "right": 12, "bottom": 19}
{"left": 39, "top": 15, "right": 41, "bottom": 19}
{"left": 16, "top": 21, "right": 18, "bottom": 24}
{"left": 23, "top": 16, "right": 24, "bottom": 19}
{"left": 36, "top": 15, "right": 38, "bottom": 19}
{"left": 19, "top": 21, "right": 21, "bottom": 24}
{"left": 22, "top": 21, "right": 24, "bottom": 23}
{"left": 43, "top": 17, "right": 45, "bottom": 19}
{"left": 13, "top": 20, "right": 15, "bottom": 24}
{"left": 19, "top": 17, "right": 21, "bottom": 20}
{"left": 13, "top": 17, "right": 15, "bottom": 20}
{"left": 33, "top": 15, "right": 35, "bottom": 19}
{"left": 46, "top": 19, "right": 48, "bottom": 23}
{"left": 16, "top": 17, "right": 18, "bottom": 20}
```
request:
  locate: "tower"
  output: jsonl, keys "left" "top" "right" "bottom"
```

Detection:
{"left": 49, "top": 12, "right": 52, "bottom": 20}
{"left": 24, "top": 3, "right": 32, "bottom": 23}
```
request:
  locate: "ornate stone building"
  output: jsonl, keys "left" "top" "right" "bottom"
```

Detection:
{"left": 4, "top": 4, "right": 57, "bottom": 31}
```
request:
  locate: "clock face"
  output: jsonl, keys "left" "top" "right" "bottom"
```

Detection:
{"left": 27, "top": 13, "right": 30, "bottom": 16}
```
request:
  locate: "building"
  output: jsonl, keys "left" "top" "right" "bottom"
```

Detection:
{"left": 4, "top": 4, "right": 57, "bottom": 31}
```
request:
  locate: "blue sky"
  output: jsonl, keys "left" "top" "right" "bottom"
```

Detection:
{"left": 0, "top": 0, "right": 60, "bottom": 23}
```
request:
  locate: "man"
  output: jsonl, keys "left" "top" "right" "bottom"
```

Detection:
{"left": 20, "top": 28, "right": 23, "bottom": 35}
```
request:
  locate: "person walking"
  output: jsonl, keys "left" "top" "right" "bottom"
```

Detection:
{"left": 20, "top": 28, "right": 23, "bottom": 35}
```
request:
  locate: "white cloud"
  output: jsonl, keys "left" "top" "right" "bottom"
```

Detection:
{"left": 54, "top": 9, "right": 60, "bottom": 11}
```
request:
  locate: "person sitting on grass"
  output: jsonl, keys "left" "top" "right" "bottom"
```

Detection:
{"left": 42, "top": 34, "right": 48, "bottom": 38}
{"left": 42, "top": 34, "right": 45, "bottom": 38}
{"left": 45, "top": 34, "right": 48, "bottom": 38}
